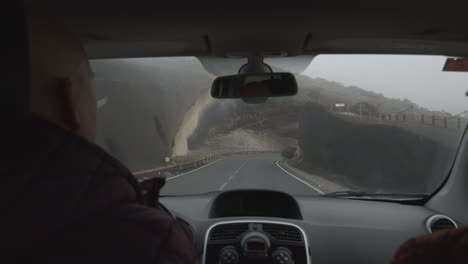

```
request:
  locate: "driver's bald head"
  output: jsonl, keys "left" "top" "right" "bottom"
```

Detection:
{"left": 28, "top": 14, "right": 87, "bottom": 102}
{"left": 27, "top": 13, "right": 97, "bottom": 142}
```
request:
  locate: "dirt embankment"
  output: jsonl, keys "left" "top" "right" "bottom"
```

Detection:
{"left": 171, "top": 89, "right": 215, "bottom": 157}
{"left": 181, "top": 97, "right": 303, "bottom": 161}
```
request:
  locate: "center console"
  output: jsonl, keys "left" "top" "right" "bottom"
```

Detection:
{"left": 203, "top": 220, "right": 310, "bottom": 264}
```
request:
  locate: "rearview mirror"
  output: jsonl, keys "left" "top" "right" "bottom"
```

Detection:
{"left": 211, "top": 73, "right": 298, "bottom": 99}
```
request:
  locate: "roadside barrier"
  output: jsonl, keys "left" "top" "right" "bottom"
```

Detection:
{"left": 133, "top": 150, "right": 278, "bottom": 180}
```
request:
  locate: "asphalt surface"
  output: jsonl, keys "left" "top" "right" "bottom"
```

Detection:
{"left": 160, "top": 153, "right": 322, "bottom": 196}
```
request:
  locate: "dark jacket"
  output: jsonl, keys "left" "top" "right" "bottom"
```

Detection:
{"left": 392, "top": 226, "right": 468, "bottom": 264}
{"left": 0, "top": 116, "right": 199, "bottom": 263}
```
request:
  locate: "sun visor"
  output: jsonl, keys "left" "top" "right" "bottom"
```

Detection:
{"left": 305, "top": 38, "right": 468, "bottom": 57}
{"left": 197, "top": 56, "right": 315, "bottom": 77}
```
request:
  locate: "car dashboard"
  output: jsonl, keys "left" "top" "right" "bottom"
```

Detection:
{"left": 160, "top": 190, "right": 458, "bottom": 264}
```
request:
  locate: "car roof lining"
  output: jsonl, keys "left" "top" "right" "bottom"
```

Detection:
{"left": 25, "top": 2, "right": 468, "bottom": 59}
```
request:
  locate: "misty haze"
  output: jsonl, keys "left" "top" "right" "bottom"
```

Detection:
{"left": 305, "top": 55, "right": 468, "bottom": 115}
{"left": 92, "top": 55, "right": 468, "bottom": 196}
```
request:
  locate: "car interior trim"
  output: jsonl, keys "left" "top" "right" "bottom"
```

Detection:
{"left": 425, "top": 214, "right": 459, "bottom": 233}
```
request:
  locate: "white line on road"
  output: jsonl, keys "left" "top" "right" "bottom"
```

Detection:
{"left": 166, "top": 157, "right": 228, "bottom": 181}
{"left": 275, "top": 161, "right": 325, "bottom": 194}
{"left": 218, "top": 161, "right": 248, "bottom": 191}
{"left": 219, "top": 181, "right": 229, "bottom": 190}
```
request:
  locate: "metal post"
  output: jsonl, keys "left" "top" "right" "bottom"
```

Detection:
{"left": 359, "top": 103, "right": 362, "bottom": 119}
{"left": 403, "top": 114, "right": 406, "bottom": 121}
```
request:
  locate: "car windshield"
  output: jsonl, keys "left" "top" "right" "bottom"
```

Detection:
{"left": 92, "top": 55, "right": 468, "bottom": 198}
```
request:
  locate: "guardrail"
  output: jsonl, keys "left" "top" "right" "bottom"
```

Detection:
{"left": 133, "top": 150, "right": 278, "bottom": 181}
{"left": 330, "top": 108, "right": 468, "bottom": 131}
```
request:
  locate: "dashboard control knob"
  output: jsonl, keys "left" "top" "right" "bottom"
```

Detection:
{"left": 272, "top": 247, "right": 293, "bottom": 264}
{"left": 219, "top": 246, "right": 240, "bottom": 264}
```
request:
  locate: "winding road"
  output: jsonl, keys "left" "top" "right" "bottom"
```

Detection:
{"left": 160, "top": 153, "right": 323, "bottom": 196}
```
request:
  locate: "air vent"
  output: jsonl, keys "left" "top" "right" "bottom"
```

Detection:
{"left": 262, "top": 223, "right": 303, "bottom": 243}
{"left": 209, "top": 223, "right": 249, "bottom": 242}
{"left": 426, "top": 215, "right": 458, "bottom": 233}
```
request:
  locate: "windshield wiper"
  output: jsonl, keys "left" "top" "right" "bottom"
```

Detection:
{"left": 323, "top": 191, "right": 428, "bottom": 201}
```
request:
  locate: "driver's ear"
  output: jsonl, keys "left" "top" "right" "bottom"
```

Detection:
{"left": 56, "top": 78, "right": 81, "bottom": 132}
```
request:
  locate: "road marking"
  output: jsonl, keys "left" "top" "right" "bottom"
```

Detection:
{"left": 219, "top": 181, "right": 229, "bottom": 190}
{"left": 166, "top": 157, "right": 228, "bottom": 181}
{"left": 275, "top": 161, "right": 325, "bottom": 194}
{"left": 219, "top": 161, "right": 248, "bottom": 191}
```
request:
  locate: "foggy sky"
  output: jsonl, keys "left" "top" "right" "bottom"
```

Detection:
{"left": 303, "top": 55, "right": 468, "bottom": 115}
